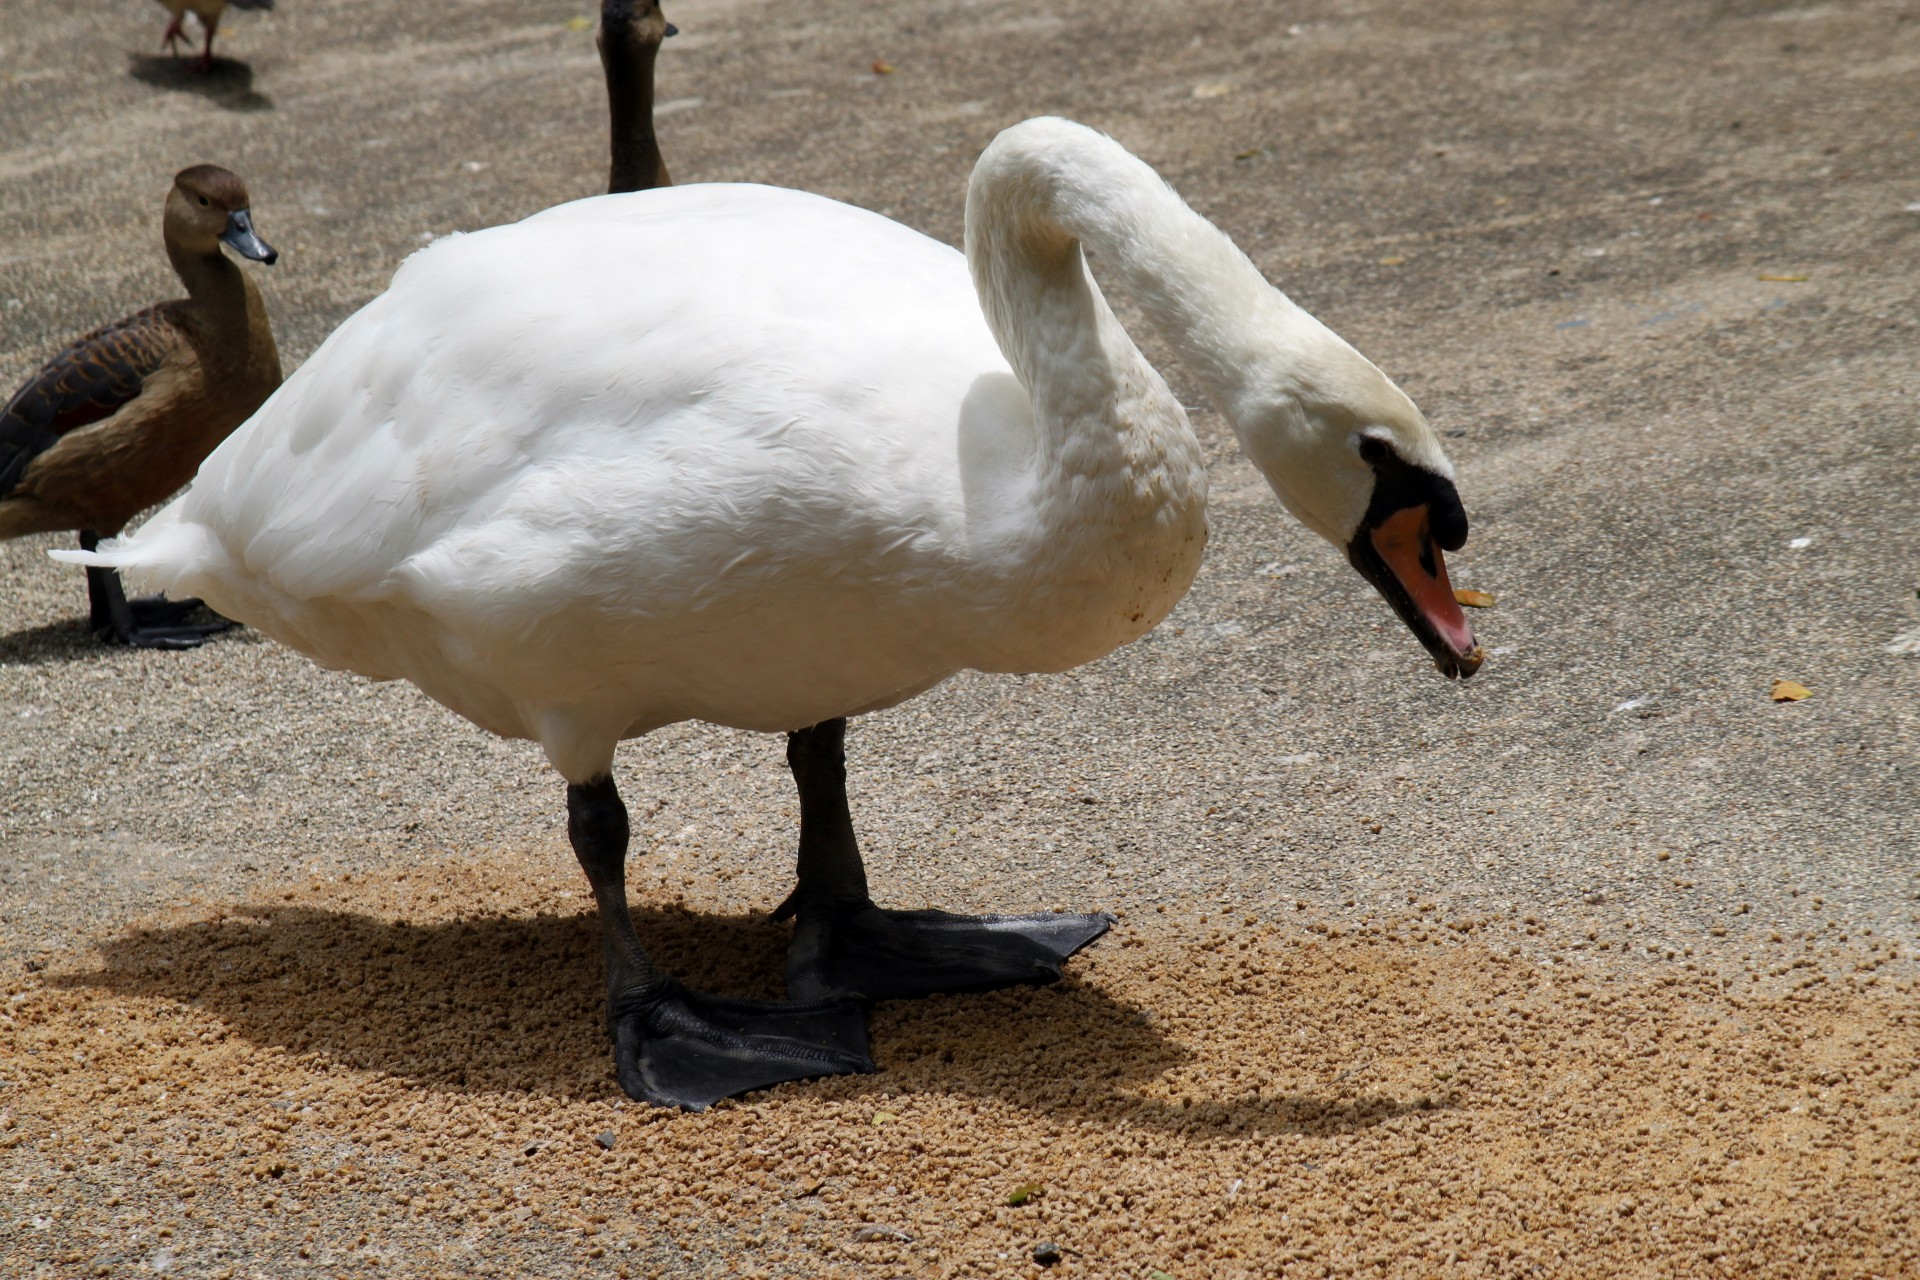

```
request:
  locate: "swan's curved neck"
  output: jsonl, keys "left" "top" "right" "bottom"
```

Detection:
{"left": 966, "top": 122, "right": 1299, "bottom": 427}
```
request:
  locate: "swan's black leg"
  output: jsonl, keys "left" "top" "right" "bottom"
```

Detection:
{"left": 568, "top": 774, "right": 872, "bottom": 1110}
{"left": 775, "top": 718, "right": 1113, "bottom": 1003}
{"left": 79, "top": 530, "right": 236, "bottom": 650}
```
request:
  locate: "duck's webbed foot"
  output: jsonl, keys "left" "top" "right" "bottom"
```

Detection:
{"left": 93, "top": 589, "right": 235, "bottom": 649}
{"left": 126, "top": 595, "right": 237, "bottom": 644}
{"left": 81, "top": 536, "right": 236, "bottom": 650}
{"left": 782, "top": 899, "right": 1113, "bottom": 1003}
{"left": 610, "top": 981, "right": 873, "bottom": 1111}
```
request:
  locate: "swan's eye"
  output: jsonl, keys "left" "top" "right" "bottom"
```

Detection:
{"left": 1358, "top": 436, "right": 1391, "bottom": 466}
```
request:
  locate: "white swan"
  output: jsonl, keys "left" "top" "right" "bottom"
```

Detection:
{"left": 61, "top": 117, "right": 1481, "bottom": 1109}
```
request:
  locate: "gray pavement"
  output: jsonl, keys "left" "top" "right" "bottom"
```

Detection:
{"left": 3, "top": 0, "right": 1916, "bottom": 1030}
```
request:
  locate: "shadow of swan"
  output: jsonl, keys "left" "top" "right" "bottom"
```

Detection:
{"left": 59, "top": 900, "right": 1436, "bottom": 1135}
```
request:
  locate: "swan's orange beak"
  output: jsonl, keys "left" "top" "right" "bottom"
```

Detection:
{"left": 1347, "top": 504, "right": 1483, "bottom": 679}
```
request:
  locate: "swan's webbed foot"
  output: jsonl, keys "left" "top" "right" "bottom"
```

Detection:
{"left": 783, "top": 899, "right": 1114, "bottom": 1003}
{"left": 780, "top": 717, "right": 1113, "bottom": 1002}
{"left": 609, "top": 981, "right": 874, "bottom": 1110}
{"left": 568, "top": 772, "right": 873, "bottom": 1109}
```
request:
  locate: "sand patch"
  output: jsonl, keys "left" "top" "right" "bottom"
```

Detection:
{"left": 3, "top": 857, "right": 1915, "bottom": 1278}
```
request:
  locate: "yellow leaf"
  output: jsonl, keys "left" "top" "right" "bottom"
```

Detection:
{"left": 1757, "top": 273, "right": 1807, "bottom": 282}
{"left": 1454, "top": 588, "right": 1495, "bottom": 608}
{"left": 871, "top": 59, "right": 895, "bottom": 74}
{"left": 1007, "top": 1182, "right": 1044, "bottom": 1206}
{"left": 1769, "top": 679, "right": 1811, "bottom": 702}
{"left": 871, "top": 1110, "right": 899, "bottom": 1125}
{"left": 566, "top": 15, "right": 593, "bottom": 30}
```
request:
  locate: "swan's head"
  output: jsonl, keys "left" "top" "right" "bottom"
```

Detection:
{"left": 1234, "top": 333, "right": 1482, "bottom": 680}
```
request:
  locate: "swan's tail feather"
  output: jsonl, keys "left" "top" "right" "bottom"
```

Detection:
{"left": 50, "top": 509, "right": 415, "bottom": 684}
{"left": 48, "top": 512, "right": 225, "bottom": 601}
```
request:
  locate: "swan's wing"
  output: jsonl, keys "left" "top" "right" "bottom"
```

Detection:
{"left": 162, "top": 184, "right": 1016, "bottom": 620}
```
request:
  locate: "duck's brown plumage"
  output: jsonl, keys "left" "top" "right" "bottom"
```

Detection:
{"left": 0, "top": 305, "right": 178, "bottom": 474}
{"left": 0, "top": 165, "right": 280, "bottom": 543}
{"left": 1, "top": 303, "right": 199, "bottom": 533}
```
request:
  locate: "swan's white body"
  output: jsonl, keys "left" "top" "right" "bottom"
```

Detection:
{"left": 68, "top": 118, "right": 1453, "bottom": 783}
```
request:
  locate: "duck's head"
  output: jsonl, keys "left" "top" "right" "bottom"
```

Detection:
{"left": 1233, "top": 328, "right": 1483, "bottom": 680}
{"left": 166, "top": 164, "right": 277, "bottom": 265}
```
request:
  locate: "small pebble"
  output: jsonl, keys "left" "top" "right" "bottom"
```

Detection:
{"left": 852, "top": 1224, "right": 913, "bottom": 1244}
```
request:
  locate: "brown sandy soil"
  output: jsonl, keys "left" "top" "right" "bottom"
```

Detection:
{"left": 4, "top": 852, "right": 1915, "bottom": 1278}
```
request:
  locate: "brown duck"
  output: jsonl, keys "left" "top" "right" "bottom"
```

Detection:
{"left": 598, "top": 0, "right": 676, "bottom": 194}
{"left": 156, "top": 0, "right": 274, "bottom": 72}
{"left": 0, "top": 164, "right": 280, "bottom": 648}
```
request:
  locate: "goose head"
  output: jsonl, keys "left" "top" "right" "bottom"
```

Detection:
{"left": 1231, "top": 328, "right": 1483, "bottom": 680}
{"left": 165, "top": 164, "right": 277, "bottom": 264}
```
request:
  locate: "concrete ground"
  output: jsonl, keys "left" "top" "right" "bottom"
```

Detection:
{"left": 2, "top": 0, "right": 1916, "bottom": 1276}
